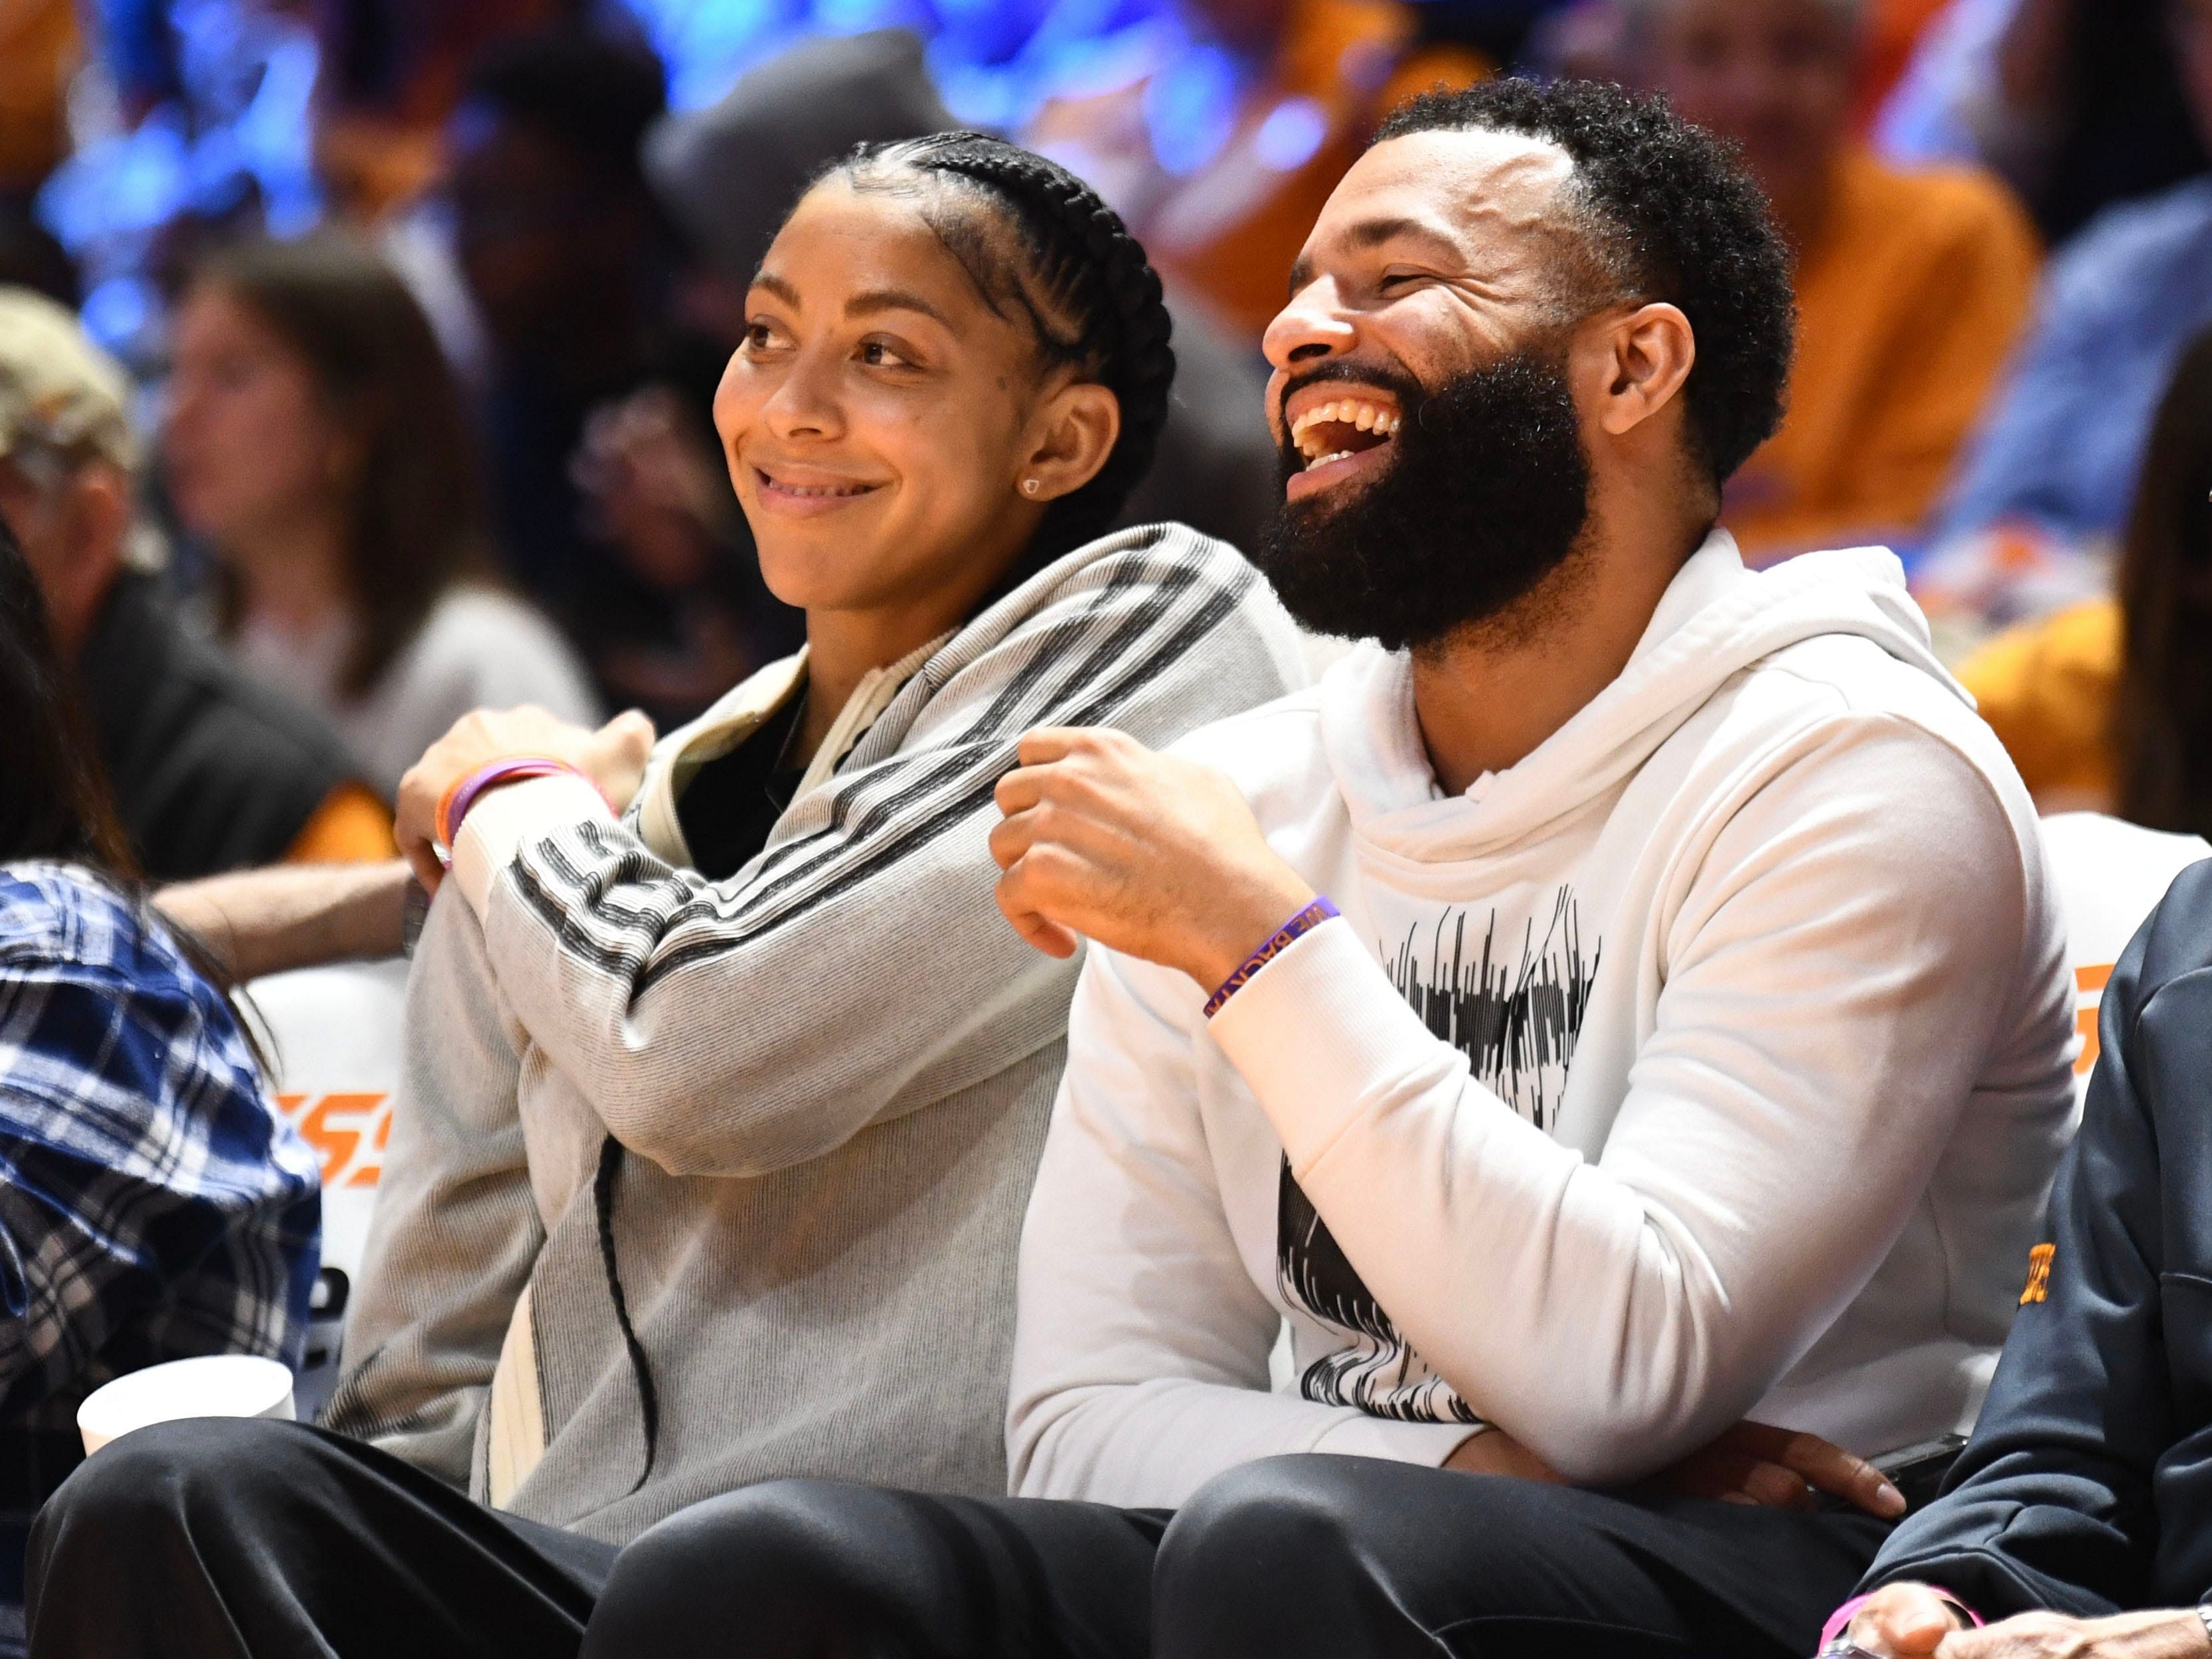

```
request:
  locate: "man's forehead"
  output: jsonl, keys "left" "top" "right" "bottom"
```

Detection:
{"left": 1310, "top": 127, "right": 1578, "bottom": 258}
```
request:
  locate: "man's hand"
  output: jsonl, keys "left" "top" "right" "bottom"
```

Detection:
{"left": 1445, "top": 1421, "right": 1900, "bottom": 1520}
{"left": 1660, "top": 1421, "right": 1904, "bottom": 1517}
{"left": 1844, "top": 1589, "right": 2212, "bottom": 1658}
{"left": 395, "top": 706, "right": 656, "bottom": 892}
{"left": 990, "top": 728, "right": 1314, "bottom": 985}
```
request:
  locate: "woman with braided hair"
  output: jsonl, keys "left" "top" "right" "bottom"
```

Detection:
{"left": 25, "top": 135, "right": 1306, "bottom": 1659}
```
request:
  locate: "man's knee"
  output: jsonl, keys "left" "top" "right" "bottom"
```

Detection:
{"left": 584, "top": 1479, "right": 895, "bottom": 1658}
{"left": 1155, "top": 1456, "right": 1573, "bottom": 1648}
{"left": 1157, "top": 1457, "right": 1385, "bottom": 1616}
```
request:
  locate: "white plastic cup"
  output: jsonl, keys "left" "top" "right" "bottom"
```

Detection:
{"left": 76, "top": 1355, "right": 297, "bottom": 1457}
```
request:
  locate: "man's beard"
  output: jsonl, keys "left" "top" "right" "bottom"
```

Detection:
{"left": 1253, "top": 350, "right": 1593, "bottom": 652}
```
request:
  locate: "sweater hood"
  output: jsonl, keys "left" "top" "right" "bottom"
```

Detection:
{"left": 1321, "top": 530, "right": 1965, "bottom": 864}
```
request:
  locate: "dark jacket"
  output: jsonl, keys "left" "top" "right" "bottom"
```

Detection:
{"left": 78, "top": 572, "right": 363, "bottom": 880}
{"left": 1860, "top": 856, "right": 2212, "bottom": 1619}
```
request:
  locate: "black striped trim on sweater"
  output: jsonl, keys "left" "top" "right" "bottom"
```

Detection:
{"left": 506, "top": 530, "right": 1257, "bottom": 991}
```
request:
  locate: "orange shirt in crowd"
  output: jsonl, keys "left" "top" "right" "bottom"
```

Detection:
{"left": 1028, "top": 0, "right": 1486, "bottom": 339}
{"left": 284, "top": 782, "right": 402, "bottom": 864}
{"left": 1959, "top": 597, "right": 2121, "bottom": 811}
{"left": 0, "top": 0, "right": 76, "bottom": 196}
{"left": 1723, "top": 149, "right": 2042, "bottom": 564}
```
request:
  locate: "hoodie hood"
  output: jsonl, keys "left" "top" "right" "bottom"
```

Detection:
{"left": 1320, "top": 530, "right": 1966, "bottom": 864}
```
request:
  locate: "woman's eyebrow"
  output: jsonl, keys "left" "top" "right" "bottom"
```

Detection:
{"left": 750, "top": 272, "right": 802, "bottom": 308}
{"left": 844, "top": 288, "right": 955, "bottom": 329}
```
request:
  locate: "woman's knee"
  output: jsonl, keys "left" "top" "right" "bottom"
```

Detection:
{"left": 583, "top": 1479, "right": 908, "bottom": 1659}
{"left": 39, "top": 1417, "right": 298, "bottom": 1555}
{"left": 29, "top": 1417, "right": 314, "bottom": 1636}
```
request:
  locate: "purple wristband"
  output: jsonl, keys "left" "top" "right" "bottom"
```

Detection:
{"left": 1820, "top": 1587, "right": 1981, "bottom": 1650}
{"left": 1202, "top": 898, "right": 1339, "bottom": 1019}
{"left": 437, "top": 757, "right": 585, "bottom": 850}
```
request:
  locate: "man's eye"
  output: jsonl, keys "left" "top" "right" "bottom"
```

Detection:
{"left": 744, "top": 321, "right": 787, "bottom": 352}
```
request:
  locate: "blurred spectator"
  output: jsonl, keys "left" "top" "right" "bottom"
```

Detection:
{"left": 1878, "top": 0, "right": 2208, "bottom": 244}
{"left": 1026, "top": 0, "right": 1487, "bottom": 338}
{"left": 643, "top": 28, "right": 1280, "bottom": 561}
{"left": 168, "top": 236, "right": 598, "bottom": 798}
{"left": 1636, "top": 0, "right": 2041, "bottom": 562}
{"left": 0, "top": 509, "right": 319, "bottom": 1617}
{"left": 448, "top": 23, "right": 796, "bottom": 726}
{"left": 1934, "top": 0, "right": 2212, "bottom": 550}
{"left": 0, "top": 0, "right": 76, "bottom": 202}
{"left": 0, "top": 286, "right": 392, "bottom": 880}
{"left": 0, "top": 209, "right": 75, "bottom": 311}
{"left": 1961, "top": 325, "right": 2212, "bottom": 832}
{"left": 313, "top": 0, "right": 568, "bottom": 222}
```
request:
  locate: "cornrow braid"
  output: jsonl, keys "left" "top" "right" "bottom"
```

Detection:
{"left": 836, "top": 132, "right": 1176, "bottom": 567}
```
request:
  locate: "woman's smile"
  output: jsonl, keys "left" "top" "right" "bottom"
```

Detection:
{"left": 750, "top": 459, "right": 886, "bottom": 516}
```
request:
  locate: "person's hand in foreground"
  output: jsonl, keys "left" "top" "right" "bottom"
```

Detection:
{"left": 990, "top": 727, "right": 1313, "bottom": 983}
{"left": 395, "top": 706, "right": 657, "bottom": 892}
{"left": 1841, "top": 1583, "right": 2212, "bottom": 1656}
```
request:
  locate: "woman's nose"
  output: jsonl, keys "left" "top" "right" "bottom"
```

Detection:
{"left": 760, "top": 351, "right": 843, "bottom": 441}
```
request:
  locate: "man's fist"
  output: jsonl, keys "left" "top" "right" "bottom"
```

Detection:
{"left": 395, "top": 706, "right": 656, "bottom": 891}
{"left": 990, "top": 726, "right": 1314, "bottom": 986}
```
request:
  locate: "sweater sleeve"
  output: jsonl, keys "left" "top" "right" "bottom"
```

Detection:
{"left": 1204, "top": 716, "right": 2051, "bottom": 1486}
{"left": 321, "top": 890, "right": 544, "bottom": 1486}
{"left": 1858, "top": 862, "right": 2212, "bottom": 1620}
{"left": 449, "top": 542, "right": 1303, "bottom": 1181}
{"left": 1007, "top": 947, "right": 1480, "bottom": 1506}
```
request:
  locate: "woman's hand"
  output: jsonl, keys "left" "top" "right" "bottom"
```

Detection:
{"left": 1659, "top": 1421, "right": 1904, "bottom": 1517}
{"left": 1844, "top": 1589, "right": 2212, "bottom": 1658}
{"left": 395, "top": 706, "right": 656, "bottom": 891}
{"left": 990, "top": 726, "right": 1314, "bottom": 985}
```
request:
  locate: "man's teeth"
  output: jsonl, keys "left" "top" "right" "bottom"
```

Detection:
{"left": 1304, "top": 449, "right": 1356, "bottom": 471}
{"left": 1289, "top": 397, "right": 1402, "bottom": 459}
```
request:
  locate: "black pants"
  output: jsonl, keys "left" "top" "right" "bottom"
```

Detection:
{"left": 26, "top": 1417, "right": 1891, "bottom": 1659}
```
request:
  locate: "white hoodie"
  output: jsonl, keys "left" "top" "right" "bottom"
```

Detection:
{"left": 1008, "top": 532, "right": 2077, "bottom": 1508}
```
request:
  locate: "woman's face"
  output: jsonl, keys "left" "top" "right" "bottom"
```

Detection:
{"left": 713, "top": 179, "right": 1119, "bottom": 624}
{"left": 165, "top": 285, "right": 347, "bottom": 552}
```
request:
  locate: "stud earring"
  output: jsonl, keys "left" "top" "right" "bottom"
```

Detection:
{"left": 1022, "top": 478, "right": 1042, "bottom": 497}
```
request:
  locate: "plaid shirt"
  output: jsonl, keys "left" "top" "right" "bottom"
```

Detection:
{"left": 0, "top": 862, "right": 319, "bottom": 1502}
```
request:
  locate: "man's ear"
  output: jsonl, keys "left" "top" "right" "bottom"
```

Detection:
{"left": 1018, "top": 382, "right": 1121, "bottom": 504}
{"left": 42, "top": 461, "right": 133, "bottom": 650}
{"left": 68, "top": 462, "right": 134, "bottom": 578}
{"left": 1587, "top": 301, "right": 1696, "bottom": 439}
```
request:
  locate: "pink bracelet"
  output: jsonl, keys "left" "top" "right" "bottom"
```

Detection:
{"left": 437, "top": 757, "right": 593, "bottom": 851}
{"left": 1820, "top": 1587, "right": 1982, "bottom": 1650}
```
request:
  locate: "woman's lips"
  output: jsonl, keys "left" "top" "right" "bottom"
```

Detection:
{"left": 751, "top": 463, "right": 882, "bottom": 516}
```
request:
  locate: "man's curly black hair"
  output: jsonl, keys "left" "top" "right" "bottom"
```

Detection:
{"left": 1376, "top": 78, "right": 1795, "bottom": 491}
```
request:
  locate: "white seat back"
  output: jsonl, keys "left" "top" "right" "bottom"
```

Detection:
{"left": 243, "top": 957, "right": 408, "bottom": 1285}
{"left": 2039, "top": 813, "right": 2211, "bottom": 1105}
